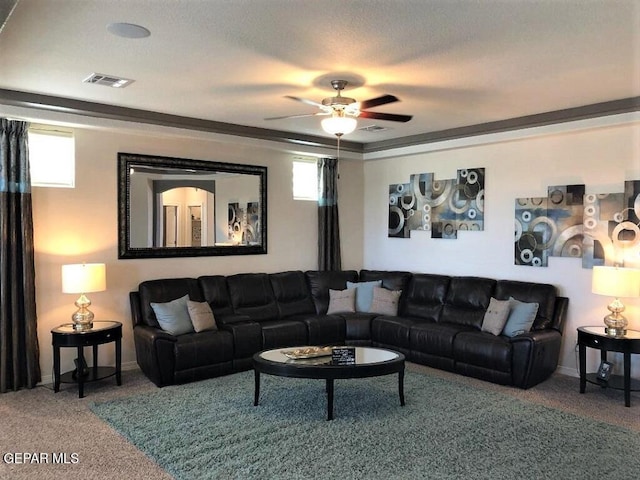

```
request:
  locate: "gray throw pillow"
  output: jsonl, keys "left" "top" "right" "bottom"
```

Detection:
{"left": 501, "top": 297, "right": 539, "bottom": 337}
{"left": 150, "top": 294, "right": 194, "bottom": 336}
{"left": 326, "top": 288, "right": 356, "bottom": 314}
{"left": 481, "top": 297, "right": 511, "bottom": 336}
{"left": 369, "top": 287, "right": 402, "bottom": 316}
{"left": 187, "top": 300, "right": 217, "bottom": 332}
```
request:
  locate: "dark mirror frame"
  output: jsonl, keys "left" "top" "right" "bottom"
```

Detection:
{"left": 118, "top": 152, "right": 267, "bottom": 259}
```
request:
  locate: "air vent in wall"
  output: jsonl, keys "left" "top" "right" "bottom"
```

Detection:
{"left": 83, "top": 73, "right": 134, "bottom": 88}
{"left": 359, "top": 125, "right": 387, "bottom": 132}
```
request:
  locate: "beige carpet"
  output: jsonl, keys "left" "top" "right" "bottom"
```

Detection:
{"left": 1, "top": 364, "right": 638, "bottom": 480}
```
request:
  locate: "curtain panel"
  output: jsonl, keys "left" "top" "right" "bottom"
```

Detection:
{"left": 0, "top": 118, "right": 40, "bottom": 392}
{"left": 317, "top": 157, "right": 341, "bottom": 271}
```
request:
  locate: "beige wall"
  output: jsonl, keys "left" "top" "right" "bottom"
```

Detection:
{"left": 363, "top": 119, "right": 640, "bottom": 378}
{"left": 33, "top": 127, "right": 364, "bottom": 380}
{"left": 20, "top": 109, "right": 640, "bottom": 384}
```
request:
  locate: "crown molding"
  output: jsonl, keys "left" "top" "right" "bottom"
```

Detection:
{"left": 0, "top": 88, "right": 363, "bottom": 153}
{"left": 1, "top": 88, "right": 638, "bottom": 155}
{"left": 363, "top": 96, "right": 640, "bottom": 153}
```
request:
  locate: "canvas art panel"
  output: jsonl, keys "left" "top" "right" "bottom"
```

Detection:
{"left": 515, "top": 180, "right": 640, "bottom": 268}
{"left": 389, "top": 168, "right": 484, "bottom": 240}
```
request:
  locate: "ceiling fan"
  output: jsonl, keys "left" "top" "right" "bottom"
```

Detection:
{"left": 265, "top": 80, "right": 413, "bottom": 135}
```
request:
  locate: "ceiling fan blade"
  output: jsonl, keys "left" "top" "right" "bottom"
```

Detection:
{"left": 359, "top": 94, "right": 399, "bottom": 110}
{"left": 264, "top": 112, "right": 330, "bottom": 121}
{"left": 359, "top": 111, "right": 413, "bottom": 123}
{"left": 285, "top": 95, "right": 327, "bottom": 109}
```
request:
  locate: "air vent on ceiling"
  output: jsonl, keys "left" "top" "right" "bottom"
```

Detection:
{"left": 359, "top": 125, "right": 387, "bottom": 133}
{"left": 83, "top": 73, "right": 134, "bottom": 88}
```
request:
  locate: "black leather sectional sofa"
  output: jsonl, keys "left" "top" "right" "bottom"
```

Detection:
{"left": 129, "top": 270, "right": 568, "bottom": 389}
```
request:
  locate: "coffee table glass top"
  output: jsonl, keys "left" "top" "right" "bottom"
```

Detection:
{"left": 258, "top": 346, "right": 399, "bottom": 366}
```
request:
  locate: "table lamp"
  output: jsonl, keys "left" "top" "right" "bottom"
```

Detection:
{"left": 591, "top": 265, "right": 640, "bottom": 337}
{"left": 62, "top": 263, "right": 106, "bottom": 331}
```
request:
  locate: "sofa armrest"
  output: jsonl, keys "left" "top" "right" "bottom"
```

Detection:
{"left": 510, "top": 329, "right": 562, "bottom": 389}
{"left": 551, "top": 296, "right": 569, "bottom": 333}
{"left": 216, "top": 313, "right": 253, "bottom": 326}
{"left": 129, "top": 291, "right": 144, "bottom": 327}
{"left": 220, "top": 321, "right": 263, "bottom": 358}
{"left": 133, "top": 325, "right": 177, "bottom": 387}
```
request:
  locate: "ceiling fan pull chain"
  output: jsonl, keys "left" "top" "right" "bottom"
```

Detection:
{"left": 336, "top": 135, "right": 341, "bottom": 179}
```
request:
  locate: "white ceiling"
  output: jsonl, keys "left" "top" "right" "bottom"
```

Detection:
{"left": 0, "top": 0, "right": 639, "bottom": 145}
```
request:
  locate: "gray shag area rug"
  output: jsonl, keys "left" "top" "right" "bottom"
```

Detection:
{"left": 90, "top": 370, "right": 640, "bottom": 480}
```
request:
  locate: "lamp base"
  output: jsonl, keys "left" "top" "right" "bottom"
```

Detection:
{"left": 603, "top": 312, "right": 627, "bottom": 337}
{"left": 605, "top": 327, "right": 626, "bottom": 337}
{"left": 72, "top": 294, "right": 94, "bottom": 331}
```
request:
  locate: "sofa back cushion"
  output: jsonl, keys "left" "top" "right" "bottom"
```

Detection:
{"left": 197, "top": 275, "right": 235, "bottom": 317}
{"left": 138, "top": 278, "right": 202, "bottom": 329}
{"left": 305, "top": 270, "right": 359, "bottom": 314}
{"left": 441, "top": 276, "right": 496, "bottom": 328}
{"left": 226, "top": 273, "right": 279, "bottom": 321}
{"left": 359, "top": 270, "right": 412, "bottom": 292}
{"left": 494, "top": 280, "right": 557, "bottom": 330}
{"left": 269, "top": 270, "right": 316, "bottom": 318}
{"left": 402, "top": 274, "right": 450, "bottom": 321}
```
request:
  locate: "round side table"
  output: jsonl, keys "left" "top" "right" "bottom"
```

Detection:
{"left": 51, "top": 320, "right": 122, "bottom": 398}
{"left": 577, "top": 326, "right": 640, "bottom": 407}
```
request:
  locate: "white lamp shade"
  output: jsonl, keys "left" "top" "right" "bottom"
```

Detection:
{"left": 321, "top": 115, "right": 357, "bottom": 136}
{"left": 591, "top": 266, "right": 640, "bottom": 298}
{"left": 62, "top": 263, "right": 106, "bottom": 294}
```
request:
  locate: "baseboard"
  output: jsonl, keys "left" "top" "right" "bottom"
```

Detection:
{"left": 38, "top": 361, "right": 580, "bottom": 386}
{"left": 556, "top": 364, "right": 579, "bottom": 378}
{"left": 39, "top": 361, "right": 139, "bottom": 386}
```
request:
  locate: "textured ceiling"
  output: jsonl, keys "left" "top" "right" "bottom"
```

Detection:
{"left": 0, "top": 0, "right": 639, "bottom": 145}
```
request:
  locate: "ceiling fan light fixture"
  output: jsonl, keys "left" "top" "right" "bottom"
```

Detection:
{"left": 321, "top": 114, "right": 357, "bottom": 136}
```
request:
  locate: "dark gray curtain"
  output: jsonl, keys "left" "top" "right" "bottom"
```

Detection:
{"left": 0, "top": 118, "right": 40, "bottom": 392}
{"left": 318, "top": 157, "right": 341, "bottom": 271}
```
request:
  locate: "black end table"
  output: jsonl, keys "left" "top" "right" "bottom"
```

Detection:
{"left": 52, "top": 320, "right": 122, "bottom": 398}
{"left": 578, "top": 326, "right": 640, "bottom": 407}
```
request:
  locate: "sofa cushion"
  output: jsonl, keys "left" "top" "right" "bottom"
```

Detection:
{"left": 410, "top": 321, "right": 473, "bottom": 358}
{"left": 481, "top": 298, "right": 511, "bottom": 336}
{"left": 198, "top": 275, "right": 234, "bottom": 317}
{"left": 305, "top": 270, "right": 359, "bottom": 314}
{"left": 402, "top": 274, "right": 450, "bottom": 320}
{"left": 226, "top": 273, "right": 279, "bottom": 321}
{"left": 173, "top": 330, "right": 234, "bottom": 371}
{"left": 494, "top": 280, "right": 556, "bottom": 330}
{"left": 343, "top": 312, "right": 377, "bottom": 343}
{"left": 223, "top": 321, "right": 263, "bottom": 359}
{"left": 260, "top": 320, "right": 308, "bottom": 349}
{"left": 269, "top": 271, "right": 316, "bottom": 318}
{"left": 441, "top": 276, "right": 496, "bottom": 328}
{"left": 150, "top": 294, "right": 194, "bottom": 336}
{"left": 300, "top": 314, "right": 346, "bottom": 345}
{"left": 502, "top": 298, "right": 539, "bottom": 337}
{"left": 359, "top": 270, "right": 412, "bottom": 293}
{"left": 139, "top": 278, "right": 202, "bottom": 329}
{"left": 372, "top": 316, "right": 419, "bottom": 350}
{"left": 327, "top": 288, "right": 356, "bottom": 314}
{"left": 347, "top": 280, "right": 382, "bottom": 312}
{"left": 187, "top": 300, "right": 217, "bottom": 332}
{"left": 370, "top": 287, "right": 402, "bottom": 316}
{"left": 453, "top": 331, "right": 512, "bottom": 373}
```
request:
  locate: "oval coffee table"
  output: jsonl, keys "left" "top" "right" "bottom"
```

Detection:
{"left": 252, "top": 346, "right": 405, "bottom": 420}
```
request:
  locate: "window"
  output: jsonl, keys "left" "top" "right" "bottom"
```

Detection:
{"left": 28, "top": 128, "right": 75, "bottom": 187}
{"left": 292, "top": 157, "right": 318, "bottom": 201}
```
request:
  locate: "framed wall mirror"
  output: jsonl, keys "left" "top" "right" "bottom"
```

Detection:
{"left": 118, "top": 152, "right": 267, "bottom": 259}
